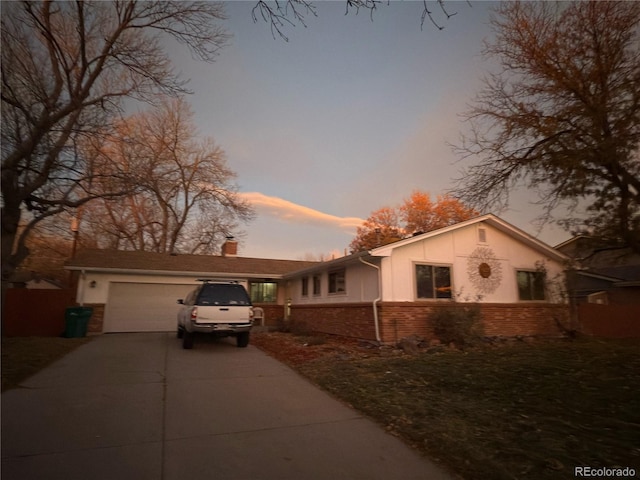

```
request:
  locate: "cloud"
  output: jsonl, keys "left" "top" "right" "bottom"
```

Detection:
{"left": 240, "top": 192, "right": 364, "bottom": 231}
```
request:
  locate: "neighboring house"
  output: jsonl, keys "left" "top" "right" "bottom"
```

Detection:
{"left": 556, "top": 235, "right": 640, "bottom": 305}
{"left": 8, "top": 271, "right": 63, "bottom": 289}
{"left": 284, "top": 214, "right": 571, "bottom": 343}
{"left": 64, "top": 239, "right": 318, "bottom": 333}
{"left": 556, "top": 236, "right": 640, "bottom": 338}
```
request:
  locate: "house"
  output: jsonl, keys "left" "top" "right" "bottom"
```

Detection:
{"left": 64, "top": 239, "right": 318, "bottom": 334}
{"left": 65, "top": 215, "right": 572, "bottom": 342}
{"left": 283, "top": 214, "right": 571, "bottom": 343}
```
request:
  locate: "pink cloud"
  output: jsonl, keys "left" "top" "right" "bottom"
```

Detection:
{"left": 240, "top": 192, "right": 364, "bottom": 231}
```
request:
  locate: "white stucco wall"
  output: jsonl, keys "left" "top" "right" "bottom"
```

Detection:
{"left": 378, "top": 222, "right": 566, "bottom": 303}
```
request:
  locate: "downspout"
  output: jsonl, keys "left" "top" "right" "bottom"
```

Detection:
{"left": 78, "top": 270, "right": 86, "bottom": 307}
{"left": 359, "top": 256, "right": 382, "bottom": 343}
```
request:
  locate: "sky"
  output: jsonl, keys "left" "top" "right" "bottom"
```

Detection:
{"left": 166, "top": 1, "right": 572, "bottom": 260}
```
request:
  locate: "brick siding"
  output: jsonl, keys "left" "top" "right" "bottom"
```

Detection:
{"left": 253, "top": 304, "right": 285, "bottom": 327}
{"left": 290, "top": 303, "right": 377, "bottom": 340}
{"left": 83, "top": 304, "right": 105, "bottom": 334}
{"left": 291, "top": 301, "right": 570, "bottom": 344}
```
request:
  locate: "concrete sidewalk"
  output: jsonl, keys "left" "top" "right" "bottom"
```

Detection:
{"left": 1, "top": 333, "right": 454, "bottom": 480}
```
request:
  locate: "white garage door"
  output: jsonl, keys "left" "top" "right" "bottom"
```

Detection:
{"left": 104, "top": 282, "right": 196, "bottom": 332}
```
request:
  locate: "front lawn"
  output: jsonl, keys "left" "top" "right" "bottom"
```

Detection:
{"left": 1, "top": 336, "right": 92, "bottom": 392}
{"left": 253, "top": 333, "right": 640, "bottom": 479}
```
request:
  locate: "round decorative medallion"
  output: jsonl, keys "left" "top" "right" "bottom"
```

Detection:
{"left": 467, "top": 247, "right": 503, "bottom": 295}
{"left": 478, "top": 262, "right": 492, "bottom": 279}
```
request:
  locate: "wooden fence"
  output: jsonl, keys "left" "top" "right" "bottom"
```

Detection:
{"left": 578, "top": 303, "right": 640, "bottom": 338}
{"left": 3, "top": 289, "right": 76, "bottom": 337}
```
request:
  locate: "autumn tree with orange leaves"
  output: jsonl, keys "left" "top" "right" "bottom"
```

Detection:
{"left": 350, "top": 191, "right": 478, "bottom": 252}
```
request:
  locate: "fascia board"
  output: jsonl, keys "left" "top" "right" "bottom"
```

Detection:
{"left": 283, "top": 251, "right": 373, "bottom": 278}
{"left": 63, "top": 266, "right": 285, "bottom": 280}
{"left": 369, "top": 214, "right": 569, "bottom": 262}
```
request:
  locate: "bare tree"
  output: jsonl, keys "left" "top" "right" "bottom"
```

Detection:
{"left": 80, "top": 98, "right": 254, "bottom": 254}
{"left": 453, "top": 1, "right": 640, "bottom": 251}
{"left": 1, "top": 1, "right": 229, "bottom": 291}
{"left": 251, "top": 0, "right": 463, "bottom": 41}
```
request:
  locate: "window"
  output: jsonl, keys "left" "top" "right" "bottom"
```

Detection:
{"left": 249, "top": 282, "right": 278, "bottom": 303}
{"left": 313, "top": 275, "right": 321, "bottom": 296}
{"left": 328, "top": 269, "right": 346, "bottom": 294}
{"left": 301, "top": 277, "right": 309, "bottom": 297}
{"left": 416, "top": 264, "right": 452, "bottom": 299}
{"left": 516, "top": 271, "right": 545, "bottom": 301}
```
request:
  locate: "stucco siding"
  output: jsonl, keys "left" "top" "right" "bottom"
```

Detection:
{"left": 379, "top": 222, "right": 566, "bottom": 303}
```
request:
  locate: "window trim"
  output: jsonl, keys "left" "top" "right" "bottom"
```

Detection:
{"left": 414, "top": 263, "right": 453, "bottom": 301}
{"left": 301, "top": 276, "right": 309, "bottom": 297}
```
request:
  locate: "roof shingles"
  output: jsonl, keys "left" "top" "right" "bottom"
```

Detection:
{"left": 65, "top": 249, "right": 319, "bottom": 277}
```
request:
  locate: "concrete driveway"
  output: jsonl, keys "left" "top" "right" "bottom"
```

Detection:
{"left": 1, "top": 333, "right": 453, "bottom": 480}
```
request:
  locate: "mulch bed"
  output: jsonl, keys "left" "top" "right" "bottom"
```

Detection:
{"left": 251, "top": 331, "right": 398, "bottom": 365}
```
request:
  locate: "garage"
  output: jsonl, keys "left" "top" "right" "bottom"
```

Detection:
{"left": 104, "top": 282, "right": 195, "bottom": 332}
{"left": 65, "top": 248, "right": 319, "bottom": 334}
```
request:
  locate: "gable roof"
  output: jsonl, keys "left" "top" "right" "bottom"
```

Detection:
{"left": 65, "top": 249, "right": 320, "bottom": 279}
{"left": 283, "top": 214, "right": 568, "bottom": 278}
{"left": 369, "top": 214, "right": 569, "bottom": 262}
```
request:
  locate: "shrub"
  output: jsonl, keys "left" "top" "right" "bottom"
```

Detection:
{"left": 431, "top": 305, "right": 484, "bottom": 348}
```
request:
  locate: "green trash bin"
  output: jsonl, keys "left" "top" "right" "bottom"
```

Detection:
{"left": 64, "top": 307, "right": 93, "bottom": 338}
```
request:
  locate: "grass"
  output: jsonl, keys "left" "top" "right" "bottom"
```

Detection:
{"left": 1, "top": 336, "right": 92, "bottom": 392}
{"left": 255, "top": 334, "right": 640, "bottom": 479}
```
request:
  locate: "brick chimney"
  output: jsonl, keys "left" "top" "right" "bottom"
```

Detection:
{"left": 221, "top": 237, "right": 238, "bottom": 257}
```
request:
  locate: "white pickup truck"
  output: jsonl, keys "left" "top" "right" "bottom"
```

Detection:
{"left": 177, "top": 280, "right": 254, "bottom": 349}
